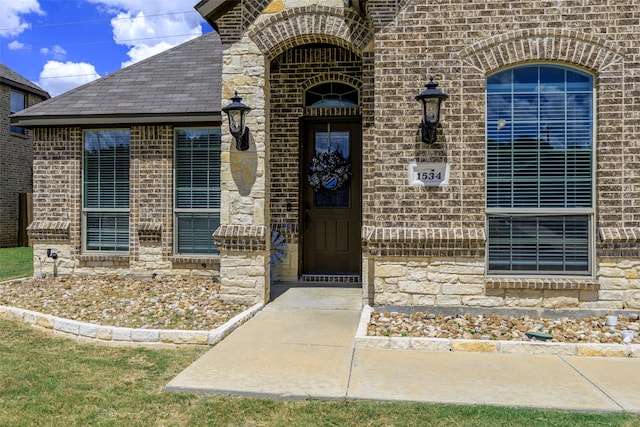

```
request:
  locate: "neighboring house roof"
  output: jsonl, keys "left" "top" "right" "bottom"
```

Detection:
{"left": 0, "top": 64, "right": 50, "bottom": 99}
{"left": 11, "top": 31, "right": 222, "bottom": 127}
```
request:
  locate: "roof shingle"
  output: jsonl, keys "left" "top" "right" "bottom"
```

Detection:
{"left": 12, "top": 31, "right": 222, "bottom": 127}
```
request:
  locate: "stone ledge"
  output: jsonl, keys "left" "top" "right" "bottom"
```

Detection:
{"left": 77, "top": 254, "right": 130, "bottom": 263}
{"left": 363, "top": 226, "right": 485, "bottom": 257}
{"left": 363, "top": 226, "right": 486, "bottom": 243}
{"left": 27, "top": 220, "right": 70, "bottom": 240}
{"left": 137, "top": 221, "right": 162, "bottom": 242}
{"left": 170, "top": 255, "right": 220, "bottom": 265}
{"left": 598, "top": 227, "right": 640, "bottom": 257}
{"left": 0, "top": 303, "right": 263, "bottom": 347}
{"left": 213, "top": 225, "right": 267, "bottom": 252}
{"left": 599, "top": 227, "right": 640, "bottom": 243}
{"left": 355, "top": 305, "right": 638, "bottom": 358}
{"left": 485, "top": 277, "right": 600, "bottom": 291}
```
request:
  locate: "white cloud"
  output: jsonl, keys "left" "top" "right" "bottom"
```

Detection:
{"left": 0, "top": 0, "right": 44, "bottom": 38}
{"left": 120, "top": 41, "right": 173, "bottom": 68}
{"left": 38, "top": 61, "right": 101, "bottom": 97}
{"left": 40, "top": 44, "right": 67, "bottom": 60}
{"left": 8, "top": 40, "right": 27, "bottom": 50}
{"left": 87, "top": 0, "right": 203, "bottom": 68}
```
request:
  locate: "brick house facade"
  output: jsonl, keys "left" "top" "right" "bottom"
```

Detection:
{"left": 12, "top": 0, "right": 640, "bottom": 311}
{"left": 0, "top": 65, "right": 49, "bottom": 247}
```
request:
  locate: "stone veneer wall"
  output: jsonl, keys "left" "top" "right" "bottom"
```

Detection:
{"left": 28, "top": 125, "right": 220, "bottom": 279}
{"left": 0, "top": 87, "right": 47, "bottom": 247}
{"left": 215, "top": 29, "right": 270, "bottom": 304}
{"left": 214, "top": 2, "right": 373, "bottom": 303}
{"left": 372, "top": 255, "right": 640, "bottom": 310}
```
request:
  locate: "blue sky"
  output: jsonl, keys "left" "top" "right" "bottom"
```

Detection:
{"left": 1, "top": 0, "right": 213, "bottom": 96}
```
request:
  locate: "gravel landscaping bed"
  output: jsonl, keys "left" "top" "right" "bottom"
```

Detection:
{"left": 3, "top": 275, "right": 640, "bottom": 345}
{"left": 0, "top": 276, "right": 248, "bottom": 331}
{"left": 368, "top": 311, "right": 640, "bottom": 344}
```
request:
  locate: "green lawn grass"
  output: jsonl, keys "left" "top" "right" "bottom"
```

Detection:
{"left": 1, "top": 319, "right": 639, "bottom": 426}
{"left": 0, "top": 246, "right": 33, "bottom": 281}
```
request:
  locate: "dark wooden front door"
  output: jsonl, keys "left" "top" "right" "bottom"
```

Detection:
{"left": 302, "top": 120, "right": 361, "bottom": 275}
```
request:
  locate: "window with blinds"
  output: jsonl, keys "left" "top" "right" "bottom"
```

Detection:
{"left": 83, "top": 130, "right": 130, "bottom": 252}
{"left": 486, "top": 65, "right": 594, "bottom": 275}
{"left": 174, "top": 128, "right": 221, "bottom": 254}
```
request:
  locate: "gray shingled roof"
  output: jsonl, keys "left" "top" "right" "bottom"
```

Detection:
{"left": 0, "top": 64, "right": 50, "bottom": 99}
{"left": 11, "top": 31, "right": 222, "bottom": 127}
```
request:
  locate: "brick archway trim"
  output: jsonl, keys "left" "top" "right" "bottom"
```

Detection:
{"left": 247, "top": 5, "right": 372, "bottom": 59}
{"left": 301, "top": 73, "right": 362, "bottom": 92}
{"left": 458, "top": 28, "right": 626, "bottom": 73}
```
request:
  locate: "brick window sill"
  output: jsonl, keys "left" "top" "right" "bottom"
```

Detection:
{"left": 77, "top": 254, "right": 130, "bottom": 263}
{"left": 486, "top": 277, "right": 599, "bottom": 291}
{"left": 170, "top": 255, "right": 219, "bottom": 265}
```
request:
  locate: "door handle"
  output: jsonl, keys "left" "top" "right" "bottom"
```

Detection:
{"left": 304, "top": 202, "right": 311, "bottom": 231}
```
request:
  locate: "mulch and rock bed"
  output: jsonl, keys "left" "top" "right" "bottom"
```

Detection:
{"left": 368, "top": 311, "right": 640, "bottom": 344}
{"left": 0, "top": 275, "right": 248, "bottom": 330}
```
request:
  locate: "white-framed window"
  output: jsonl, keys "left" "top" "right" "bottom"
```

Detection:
{"left": 174, "top": 128, "right": 221, "bottom": 254}
{"left": 82, "top": 130, "right": 130, "bottom": 252}
{"left": 10, "top": 90, "right": 26, "bottom": 135}
{"left": 486, "top": 65, "right": 594, "bottom": 275}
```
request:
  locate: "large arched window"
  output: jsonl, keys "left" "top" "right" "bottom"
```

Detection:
{"left": 486, "top": 65, "right": 594, "bottom": 275}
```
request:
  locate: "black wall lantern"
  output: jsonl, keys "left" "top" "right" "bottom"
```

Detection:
{"left": 222, "top": 91, "right": 251, "bottom": 151}
{"left": 415, "top": 76, "right": 448, "bottom": 144}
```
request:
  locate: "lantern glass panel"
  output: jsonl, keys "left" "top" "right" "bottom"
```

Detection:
{"left": 228, "top": 110, "right": 244, "bottom": 135}
{"left": 424, "top": 98, "right": 440, "bottom": 124}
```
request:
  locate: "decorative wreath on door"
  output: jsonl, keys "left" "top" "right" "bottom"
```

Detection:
{"left": 308, "top": 149, "right": 351, "bottom": 191}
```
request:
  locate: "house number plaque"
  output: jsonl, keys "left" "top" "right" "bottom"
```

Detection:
{"left": 408, "top": 162, "right": 449, "bottom": 186}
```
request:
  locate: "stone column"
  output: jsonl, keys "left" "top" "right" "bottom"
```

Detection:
{"left": 214, "top": 34, "right": 270, "bottom": 305}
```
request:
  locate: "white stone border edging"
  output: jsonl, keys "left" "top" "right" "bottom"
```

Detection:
{"left": 0, "top": 303, "right": 263, "bottom": 347}
{"left": 356, "top": 305, "right": 640, "bottom": 358}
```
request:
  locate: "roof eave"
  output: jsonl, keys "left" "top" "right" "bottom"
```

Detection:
{"left": 195, "top": 0, "right": 240, "bottom": 25}
{"left": 1, "top": 77, "right": 50, "bottom": 99}
{"left": 10, "top": 112, "right": 222, "bottom": 128}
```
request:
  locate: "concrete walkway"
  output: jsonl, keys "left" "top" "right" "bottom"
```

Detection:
{"left": 166, "top": 284, "right": 640, "bottom": 413}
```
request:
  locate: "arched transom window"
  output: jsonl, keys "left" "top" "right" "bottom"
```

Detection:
{"left": 486, "top": 65, "right": 594, "bottom": 275}
{"left": 305, "top": 82, "right": 359, "bottom": 108}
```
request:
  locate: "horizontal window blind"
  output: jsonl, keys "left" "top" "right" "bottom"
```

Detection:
{"left": 84, "top": 130, "right": 130, "bottom": 209}
{"left": 85, "top": 213, "right": 129, "bottom": 252}
{"left": 486, "top": 66, "right": 593, "bottom": 275}
{"left": 83, "top": 130, "right": 130, "bottom": 252}
{"left": 176, "top": 213, "right": 220, "bottom": 254}
{"left": 486, "top": 66, "right": 592, "bottom": 209}
{"left": 175, "top": 128, "right": 221, "bottom": 255}
{"left": 175, "top": 129, "right": 221, "bottom": 209}
{"left": 488, "top": 215, "right": 589, "bottom": 273}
